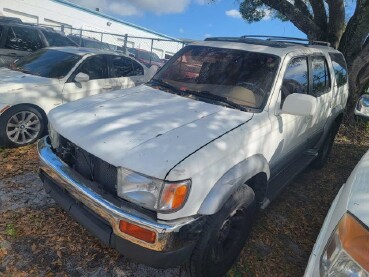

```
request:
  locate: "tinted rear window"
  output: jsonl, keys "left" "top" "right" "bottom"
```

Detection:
{"left": 329, "top": 53, "right": 348, "bottom": 87}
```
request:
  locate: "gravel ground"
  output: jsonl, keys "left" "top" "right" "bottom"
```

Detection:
{"left": 0, "top": 133, "right": 368, "bottom": 277}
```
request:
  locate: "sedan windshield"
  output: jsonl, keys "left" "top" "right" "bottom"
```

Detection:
{"left": 152, "top": 46, "right": 280, "bottom": 110}
{"left": 10, "top": 49, "right": 81, "bottom": 78}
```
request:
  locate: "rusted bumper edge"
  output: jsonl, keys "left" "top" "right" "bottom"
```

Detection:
{"left": 37, "top": 136, "right": 201, "bottom": 267}
{"left": 0, "top": 104, "right": 11, "bottom": 114}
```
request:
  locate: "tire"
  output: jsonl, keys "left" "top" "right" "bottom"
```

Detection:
{"left": 184, "top": 185, "right": 256, "bottom": 277}
{"left": 310, "top": 124, "right": 338, "bottom": 169}
{"left": 0, "top": 105, "right": 46, "bottom": 147}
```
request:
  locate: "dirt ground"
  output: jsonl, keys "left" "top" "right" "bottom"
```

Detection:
{"left": 0, "top": 132, "right": 368, "bottom": 277}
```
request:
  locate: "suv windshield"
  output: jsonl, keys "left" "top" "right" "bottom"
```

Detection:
{"left": 41, "top": 30, "right": 77, "bottom": 47}
{"left": 10, "top": 49, "right": 81, "bottom": 78}
{"left": 152, "top": 46, "right": 280, "bottom": 110}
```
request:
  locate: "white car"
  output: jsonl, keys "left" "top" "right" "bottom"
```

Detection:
{"left": 0, "top": 47, "right": 153, "bottom": 147}
{"left": 38, "top": 36, "right": 348, "bottom": 277}
{"left": 305, "top": 94, "right": 369, "bottom": 277}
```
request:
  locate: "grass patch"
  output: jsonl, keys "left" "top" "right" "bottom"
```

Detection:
{"left": 5, "top": 224, "right": 17, "bottom": 238}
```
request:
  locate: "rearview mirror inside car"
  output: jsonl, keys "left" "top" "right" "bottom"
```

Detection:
{"left": 281, "top": 93, "right": 317, "bottom": 116}
{"left": 74, "top": 72, "right": 90, "bottom": 83}
{"left": 355, "top": 94, "right": 369, "bottom": 120}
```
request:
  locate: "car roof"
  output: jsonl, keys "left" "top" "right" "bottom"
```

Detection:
{"left": 45, "top": 46, "right": 129, "bottom": 56}
{"left": 1, "top": 21, "right": 61, "bottom": 33}
{"left": 191, "top": 37, "right": 343, "bottom": 58}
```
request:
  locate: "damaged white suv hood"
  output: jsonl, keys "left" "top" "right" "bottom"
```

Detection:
{"left": 48, "top": 85, "right": 253, "bottom": 179}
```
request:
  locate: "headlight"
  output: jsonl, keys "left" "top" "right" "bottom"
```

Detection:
{"left": 117, "top": 168, "right": 191, "bottom": 212}
{"left": 48, "top": 123, "right": 60, "bottom": 149}
{"left": 320, "top": 213, "right": 369, "bottom": 276}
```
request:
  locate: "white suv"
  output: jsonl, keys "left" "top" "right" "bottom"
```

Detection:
{"left": 38, "top": 36, "right": 349, "bottom": 277}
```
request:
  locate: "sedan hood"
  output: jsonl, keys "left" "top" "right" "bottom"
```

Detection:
{"left": 0, "top": 68, "right": 58, "bottom": 93}
{"left": 49, "top": 85, "right": 253, "bottom": 179}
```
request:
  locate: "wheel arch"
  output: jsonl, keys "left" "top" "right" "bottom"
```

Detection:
{"left": 198, "top": 154, "right": 270, "bottom": 215}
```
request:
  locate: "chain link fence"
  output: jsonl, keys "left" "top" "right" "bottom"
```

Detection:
{"left": 38, "top": 24, "right": 186, "bottom": 66}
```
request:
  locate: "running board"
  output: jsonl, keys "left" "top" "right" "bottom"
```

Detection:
{"left": 264, "top": 150, "right": 318, "bottom": 206}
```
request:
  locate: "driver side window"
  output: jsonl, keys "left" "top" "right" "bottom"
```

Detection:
{"left": 281, "top": 57, "right": 309, "bottom": 106}
{"left": 77, "top": 55, "right": 108, "bottom": 80}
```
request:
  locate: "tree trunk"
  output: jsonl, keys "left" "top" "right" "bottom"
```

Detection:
{"left": 344, "top": 39, "right": 369, "bottom": 117}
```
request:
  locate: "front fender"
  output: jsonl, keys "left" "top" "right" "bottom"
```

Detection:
{"left": 198, "top": 154, "right": 270, "bottom": 215}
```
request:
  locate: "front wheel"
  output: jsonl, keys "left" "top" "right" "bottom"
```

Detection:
{"left": 0, "top": 105, "right": 46, "bottom": 147}
{"left": 184, "top": 185, "right": 256, "bottom": 277}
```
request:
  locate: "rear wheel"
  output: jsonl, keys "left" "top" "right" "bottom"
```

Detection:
{"left": 184, "top": 185, "right": 256, "bottom": 277}
{"left": 0, "top": 105, "right": 45, "bottom": 147}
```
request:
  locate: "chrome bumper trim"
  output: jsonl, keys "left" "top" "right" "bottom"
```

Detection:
{"left": 37, "top": 137, "right": 197, "bottom": 251}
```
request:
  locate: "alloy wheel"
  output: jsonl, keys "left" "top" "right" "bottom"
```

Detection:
{"left": 6, "top": 111, "right": 41, "bottom": 145}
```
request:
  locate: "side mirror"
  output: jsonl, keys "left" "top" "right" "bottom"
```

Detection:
{"left": 74, "top": 72, "right": 89, "bottom": 83}
{"left": 281, "top": 93, "right": 317, "bottom": 116}
{"left": 129, "top": 53, "right": 135, "bottom": 58}
{"left": 354, "top": 94, "right": 369, "bottom": 120}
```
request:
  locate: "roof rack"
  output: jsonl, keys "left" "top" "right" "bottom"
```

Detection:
{"left": 241, "top": 35, "right": 331, "bottom": 47}
{"left": 205, "top": 37, "right": 290, "bottom": 48}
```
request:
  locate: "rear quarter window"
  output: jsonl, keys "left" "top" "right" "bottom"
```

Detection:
{"left": 329, "top": 53, "right": 348, "bottom": 87}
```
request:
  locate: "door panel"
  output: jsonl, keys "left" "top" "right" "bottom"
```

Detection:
{"left": 275, "top": 56, "right": 310, "bottom": 161}
{"left": 62, "top": 55, "right": 109, "bottom": 102}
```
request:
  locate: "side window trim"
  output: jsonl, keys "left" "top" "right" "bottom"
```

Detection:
{"left": 309, "top": 54, "right": 332, "bottom": 97}
{"left": 280, "top": 55, "right": 309, "bottom": 107}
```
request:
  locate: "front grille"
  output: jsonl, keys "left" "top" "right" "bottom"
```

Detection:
{"left": 56, "top": 136, "right": 118, "bottom": 195}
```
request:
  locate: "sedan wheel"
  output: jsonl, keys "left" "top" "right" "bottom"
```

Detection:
{"left": 6, "top": 111, "right": 41, "bottom": 145}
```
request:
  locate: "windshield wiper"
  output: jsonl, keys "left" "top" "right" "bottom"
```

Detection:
{"left": 149, "top": 79, "right": 185, "bottom": 95}
{"left": 183, "top": 90, "right": 250, "bottom": 112}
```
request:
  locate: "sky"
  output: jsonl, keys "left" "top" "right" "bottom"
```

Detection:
{"left": 67, "top": 0, "right": 306, "bottom": 40}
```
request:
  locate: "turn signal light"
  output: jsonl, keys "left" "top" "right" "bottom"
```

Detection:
{"left": 339, "top": 213, "right": 369, "bottom": 272}
{"left": 119, "top": 220, "right": 156, "bottom": 244}
{"left": 159, "top": 180, "right": 191, "bottom": 211}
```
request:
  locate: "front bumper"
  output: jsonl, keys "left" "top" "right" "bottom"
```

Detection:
{"left": 37, "top": 137, "right": 200, "bottom": 268}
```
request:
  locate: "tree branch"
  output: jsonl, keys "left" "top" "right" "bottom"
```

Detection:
{"left": 339, "top": 0, "right": 369, "bottom": 66}
{"left": 295, "top": 0, "right": 313, "bottom": 20}
{"left": 326, "top": 0, "right": 345, "bottom": 48}
{"left": 308, "top": 0, "right": 328, "bottom": 36}
{"left": 261, "top": 0, "right": 321, "bottom": 38}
